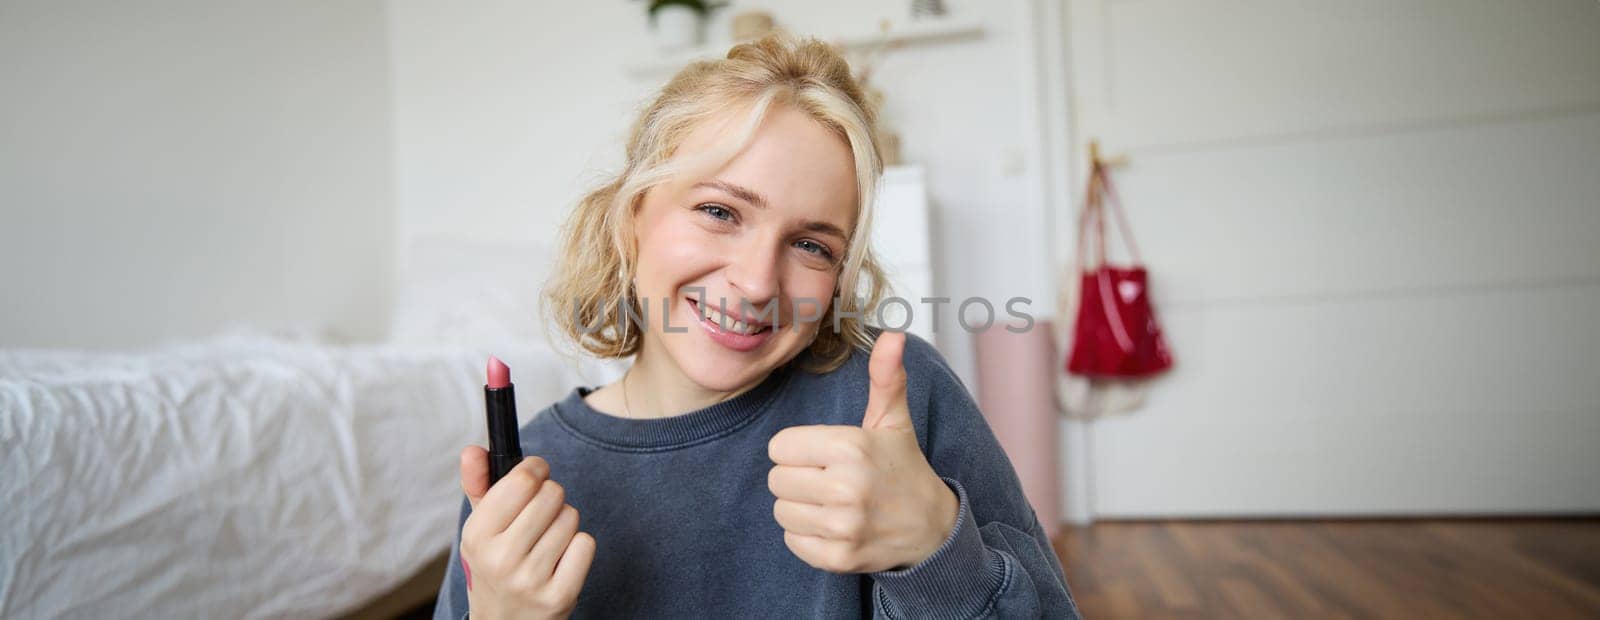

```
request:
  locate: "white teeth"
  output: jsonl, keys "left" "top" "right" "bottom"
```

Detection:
{"left": 695, "top": 301, "right": 764, "bottom": 335}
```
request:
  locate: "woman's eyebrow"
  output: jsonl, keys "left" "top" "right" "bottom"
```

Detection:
{"left": 694, "top": 180, "right": 769, "bottom": 210}
{"left": 798, "top": 220, "right": 849, "bottom": 241}
{"left": 694, "top": 179, "right": 849, "bottom": 240}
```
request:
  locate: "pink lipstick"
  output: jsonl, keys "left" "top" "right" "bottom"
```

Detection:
{"left": 484, "top": 356, "right": 522, "bottom": 486}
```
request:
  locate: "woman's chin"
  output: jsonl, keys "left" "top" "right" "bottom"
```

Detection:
{"left": 666, "top": 337, "right": 787, "bottom": 393}
{"left": 658, "top": 313, "right": 813, "bottom": 394}
{"left": 680, "top": 355, "right": 770, "bottom": 393}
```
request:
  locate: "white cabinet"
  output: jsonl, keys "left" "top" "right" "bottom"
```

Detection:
{"left": 869, "top": 165, "right": 936, "bottom": 345}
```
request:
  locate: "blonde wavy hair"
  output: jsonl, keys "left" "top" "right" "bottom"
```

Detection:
{"left": 542, "top": 34, "right": 889, "bottom": 373}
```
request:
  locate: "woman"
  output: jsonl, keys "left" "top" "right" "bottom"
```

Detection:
{"left": 434, "top": 34, "right": 1080, "bottom": 619}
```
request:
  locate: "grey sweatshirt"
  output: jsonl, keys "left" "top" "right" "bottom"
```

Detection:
{"left": 432, "top": 331, "right": 1081, "bottom": 618}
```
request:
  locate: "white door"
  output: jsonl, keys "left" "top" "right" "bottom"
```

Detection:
{"left": 1061, "top": 0, "right": 1600, "bottom": 517}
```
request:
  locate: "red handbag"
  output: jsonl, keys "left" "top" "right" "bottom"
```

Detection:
{"left": 1066, "top": 159, "right": 1174, "bottom": 378}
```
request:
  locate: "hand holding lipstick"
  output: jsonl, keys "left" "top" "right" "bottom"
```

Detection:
{"left": 458, "top": 450, "right": 595, "bottom": 620}
{"left": 766, "top": 331, "right": 960, "bottom": 573}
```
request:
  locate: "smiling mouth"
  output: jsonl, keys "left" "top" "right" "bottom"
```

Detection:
{"left": 687, "top": 298, "right": 774, "bottom": 335}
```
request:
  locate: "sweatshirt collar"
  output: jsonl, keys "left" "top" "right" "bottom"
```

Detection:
{"left": 551, "top": 361, "right": 795, "bottom": 452}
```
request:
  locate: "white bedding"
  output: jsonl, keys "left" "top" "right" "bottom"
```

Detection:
{"left": 0, "top": 331, "right": 614, "bottom": 619}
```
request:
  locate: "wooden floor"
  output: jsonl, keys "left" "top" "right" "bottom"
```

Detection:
{"left": 1052, "top": 519, "right": 1600, "bottom": 619}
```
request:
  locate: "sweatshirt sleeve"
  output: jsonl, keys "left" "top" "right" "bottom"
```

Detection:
{"left": 867, "top": 334, "right": 1081, "bottom": 619}
{"left": 432, "top": 496, "right": 472, "bottom": 620}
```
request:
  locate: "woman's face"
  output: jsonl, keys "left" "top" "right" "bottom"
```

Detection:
{"left": 632, "top": 104, "right": 858, "bottom": 393}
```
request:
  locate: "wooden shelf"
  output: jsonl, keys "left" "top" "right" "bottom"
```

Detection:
{"left": 624, "top": 16, "right": 984, "bottom": 78}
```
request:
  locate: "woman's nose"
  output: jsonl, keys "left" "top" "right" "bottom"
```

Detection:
{"left": 723, "top": 239, "right": 781, "bottom": 304}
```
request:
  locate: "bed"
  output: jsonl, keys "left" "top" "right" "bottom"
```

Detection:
{"left": 0, "top": 239, "right": 620, "bottom": 618}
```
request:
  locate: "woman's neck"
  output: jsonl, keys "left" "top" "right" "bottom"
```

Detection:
{"left": 622, "top": 346, "right": 767, "bottom": 419}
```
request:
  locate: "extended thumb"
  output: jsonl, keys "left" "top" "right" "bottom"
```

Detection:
{"left": 863, "top": 330, "right": 911, "bottom": 430}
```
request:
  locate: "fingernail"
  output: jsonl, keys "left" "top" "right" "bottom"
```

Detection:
{"left": 462, "top": 556, "right": 472, "bottom": 591}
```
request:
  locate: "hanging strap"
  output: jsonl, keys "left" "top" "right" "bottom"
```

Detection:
{"left": 1073, "top": 160, "right": 1145, "bottom": 271}
{"left": 1074, "top": 160, "right": 1137, "bottom": 353}
{"left": 1092, "top": 161, "right": 1144, "bottom": 266}
{"left": 1073, "top": 164, "right": 1100, "bottom": 273}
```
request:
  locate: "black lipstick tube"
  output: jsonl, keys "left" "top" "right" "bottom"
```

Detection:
{"left": 485, "top": 382, "right": 523, "bottom": 486}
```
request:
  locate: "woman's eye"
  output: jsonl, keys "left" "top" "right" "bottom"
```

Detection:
{"left": 696, "top": 204, "right": 734, "bottom": 221}
{"left": 795, "top": 239, "right": 834, "bottom": 260}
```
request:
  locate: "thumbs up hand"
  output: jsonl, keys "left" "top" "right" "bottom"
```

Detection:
{"left": 767, "top": 331, "right": 960, "bottom": 573}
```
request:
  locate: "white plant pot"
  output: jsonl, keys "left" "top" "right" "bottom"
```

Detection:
{"left": 652, "top": 5, "right": 703, "bottom": 51}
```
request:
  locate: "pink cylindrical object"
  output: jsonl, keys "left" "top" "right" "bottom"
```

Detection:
{"left": 973, "top": 321, "right": 1062, "bottom": 536}
{"left": 486, "top": 355, "right": 511, "bottom": 389}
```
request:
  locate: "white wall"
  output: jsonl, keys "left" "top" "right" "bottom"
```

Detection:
{"left": 0, "top": 0, "right": 395, "bottom": 348}
{"left": 1061, "top": 0, "right": 1600, "bottom": 517}
{"left": 386, "top": 0, "right": 1056, "bottom": 385}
